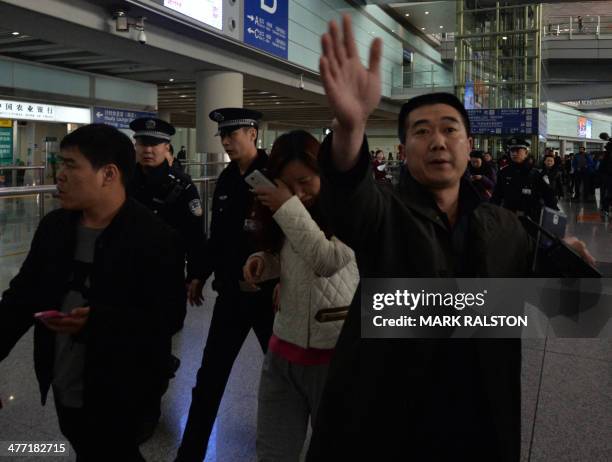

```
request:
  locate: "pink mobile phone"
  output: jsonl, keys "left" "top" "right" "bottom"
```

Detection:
{"left": 34, "top": 310, "right": 68, "bottom": 320}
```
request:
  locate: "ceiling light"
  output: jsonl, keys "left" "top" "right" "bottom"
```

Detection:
{"left": 425, "top": 11, "right": 430, "bottom": 15}
{"left": 275, "top": 101, "right": 280, "bottom": 104}
{"left": 502, "top": 36, "right": 508, "bottom": 40}
{"left": 440, "top": 26, "right": 444, "bottom": 29}
{"left": 11, "top": 31, "right": 19, "bottom": 36}
{"left": 180, "top": 94, "right": 187, "bottom": 98}
{"left": 421, "top": 27, "right": 426, "bottom": 30}
{"left": 169, "top": 78, "right": 174, "bottom": 82}
{"left": 405, "top": 13, "right": 410, "bottom": 17}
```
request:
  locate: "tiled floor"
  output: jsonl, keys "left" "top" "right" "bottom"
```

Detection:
{"left": 0, "top": 195, "right": 610, "bottom": 461}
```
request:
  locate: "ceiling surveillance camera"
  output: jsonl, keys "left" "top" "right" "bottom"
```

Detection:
{"left": 137, "top": 29, "right": 147, "bottom": 44}
{"left": 298, "top": 74, "right": 305, "bottom": 90}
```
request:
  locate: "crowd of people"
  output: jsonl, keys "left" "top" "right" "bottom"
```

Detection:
{"left": 0, "top": 14, "right": 602, "bottom": 462}
{"left": 371, "top": 141, "right": 612, "bottom": 219}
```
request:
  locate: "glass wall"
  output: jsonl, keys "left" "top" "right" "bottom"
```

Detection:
{"left": 456, "top": 2, "right": 541, "bottom": 109}
{"left": 456, "top": 1, "right": 542, "bottom": 156}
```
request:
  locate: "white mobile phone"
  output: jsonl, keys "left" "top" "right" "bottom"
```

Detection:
{"left": 245, "top": 170, "right": 276, "bottom": 189}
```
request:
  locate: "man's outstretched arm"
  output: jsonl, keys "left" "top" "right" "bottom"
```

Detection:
{"left": 320, "top": 15, "right": 382, "bottom": 171}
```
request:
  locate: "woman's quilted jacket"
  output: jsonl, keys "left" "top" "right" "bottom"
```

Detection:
{"left": 252, "top": 196, "right": 359, "bottom": 349}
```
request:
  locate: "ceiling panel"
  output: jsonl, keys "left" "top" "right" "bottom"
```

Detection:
{"left": 388, "top": 1, "right": 456, "bottom": 34}
{"left": 0, "top": 28, "right": 397, "bottom": 129}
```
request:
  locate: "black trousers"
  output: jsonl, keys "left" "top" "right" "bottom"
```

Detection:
{"left": 176, "top": 287, "right": 274, "bottom": 462}
{"left": 55, "top": 399, "right": 145, "bottom": 462}
{"left": 602, "top": 176, "right": 612, "bottom": 211}
{"left": 574, "top": 171, "right": 590, "bottom": 198}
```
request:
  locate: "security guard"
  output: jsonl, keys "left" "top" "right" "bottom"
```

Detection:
{"left": 491, "top": 137, "right": 558, "bottom": 221}
{"left": 176, "top": 108, "right": 275, "bottom": 462}
{"left": 129, "top": 117, "right": 208, "bottom": 442}
{"left": 129, "top": 117, "right": 207, "bottom": 302}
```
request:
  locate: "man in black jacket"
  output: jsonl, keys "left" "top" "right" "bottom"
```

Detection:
{"left": 0, "top": 124, "right": 186, "bottom": 461}
{"left": 129, "top": 117, "right": 207, "bottom": 306}
{"left": 491, "top": 137, "right": 558, "bottom": 221}
{"left": 308, "top": 16, "right": 594, "bottom": 462}
{"left": 175, "top": 108, "right": 275, "bottom": 462}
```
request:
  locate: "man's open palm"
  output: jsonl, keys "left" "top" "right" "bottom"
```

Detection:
{"left": 320, "top": 15, "right": 382, "bottom": 130}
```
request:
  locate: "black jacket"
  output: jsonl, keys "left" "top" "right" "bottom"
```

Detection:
{"left": 492, "top": 161, "right": 558, "bottom": 221}
{"left": 542, "top": 165, "right": 564, "bottom": 196}
{"left": 468, "top": 162, "right": 496, "bottom": 199}
{"left": 131, "top": 160, "right": 206, "bottom": 281}
{"left": 203, "top": 150, "right": 270, "bottom": 291}
{"left": 599, "top": 154, "right": 612, "bottom": 176}
{"left": 0, "top": 199, "right": 186, "bottom": 417}
{"left": 308, "top": 135, "right": 534, "bottom": 462}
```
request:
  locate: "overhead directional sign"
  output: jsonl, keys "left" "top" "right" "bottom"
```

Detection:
{"left": 468, "top": 108, "right": 539, "bottom": 135}
{"left": 93, "top": 107, "right": 157, "bottom": 129}
{"left": 244, "top": 0, "right": 288, "bottom": 60}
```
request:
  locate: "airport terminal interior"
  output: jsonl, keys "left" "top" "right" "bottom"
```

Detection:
{"left": 0, "top": 0, "right": 611, "bottom": 461}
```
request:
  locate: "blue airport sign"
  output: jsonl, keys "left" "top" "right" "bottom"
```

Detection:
{"left": 468, "top": 108, "right": 539, "bottom": 135}
{"left": 93, "top": 107, "right": 157, "bottom": 129}
{"left": 244, "top": 0, "right": 289, "bottom": 60}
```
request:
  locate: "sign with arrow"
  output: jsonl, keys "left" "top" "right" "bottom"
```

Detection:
{"left": 468, "top": 108, "right": 539, "bottom": 135}
{"left": 244, "top": 0, "right": 288, "bottom": 60}
{"left": 93, "top": 106, "right": 157, "bottom": 129}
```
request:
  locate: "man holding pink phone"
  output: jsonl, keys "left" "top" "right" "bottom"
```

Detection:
{"left": 0, "top": 124, "right": 186, "bottom": 461}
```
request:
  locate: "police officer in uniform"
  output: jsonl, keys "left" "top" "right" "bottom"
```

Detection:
{"left": 129, "top": 117, "right": 207, "bottom": 302}
{"left": 175, "top": 108, "right": 275, "bottom": 462}
{"left": 491, "top": 137, "right": 558, "bottom": 221}
{"left": 129, "top": 117, "right": 208, "bottom": 441}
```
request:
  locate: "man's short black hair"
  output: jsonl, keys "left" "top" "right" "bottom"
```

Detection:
{"left": 60, "top": 123, "right": 135, "bottom": 187}
{"left": 470, "top": 150, "right": 484, "bottom": 159}
{"left": 398, "top": 92, "right": 471, "bottom": 143}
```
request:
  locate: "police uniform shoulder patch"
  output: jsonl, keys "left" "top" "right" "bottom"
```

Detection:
{"left": 189, "top": 198, "right": 203, "bottom": 216}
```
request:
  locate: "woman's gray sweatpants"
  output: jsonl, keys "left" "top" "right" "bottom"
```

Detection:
{"left": 256, "top": 351, "right": 330, "bottom": 462}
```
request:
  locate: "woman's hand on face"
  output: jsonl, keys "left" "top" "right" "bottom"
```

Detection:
{"left": 254, "top": 180, "right": 293, "bottom": 212}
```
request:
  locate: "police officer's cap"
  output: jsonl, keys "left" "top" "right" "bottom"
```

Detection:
{"left": 129, "top": 117, "right": 176, "bottom": 145}
{"left": 209, "top": 108, "right": 263, "bottom": 136}
{"left": 470, "top": 150, "right": 484, "bottom": 159}
{"left": 505, "top": 137, "right": 530, "bottom": 150}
